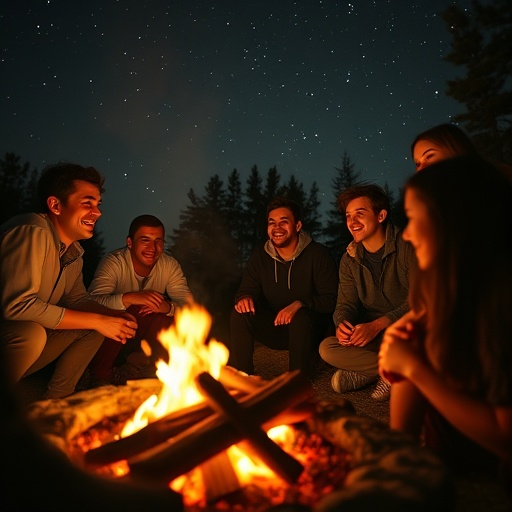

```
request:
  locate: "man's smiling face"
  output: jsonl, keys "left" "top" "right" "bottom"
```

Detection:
{"left": 345, "top": 196, "right": 383, "bottom": 244}
{"left": 267, "top": 207, "right": 301, "bottom": 250}
{"left": 49, "top": 179, "right": 102, "bottom": 247}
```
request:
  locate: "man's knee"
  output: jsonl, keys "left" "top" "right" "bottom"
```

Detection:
{"left": 230, "top": 308, "right": 253, "bottom": 332}
{"left": 1, "top": 321, "right": 47, "bottom": 382}
{"left": 318, "top": 335, "right": 339, "bottom": 363}
{"left": 290, "top": 307, "right": 312, "bottom": 326}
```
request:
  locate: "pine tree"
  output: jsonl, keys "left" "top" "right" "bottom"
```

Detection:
{"left": 323, "top": 151, "right": 363, "bottom": 264}
{"left": 241, "top": 166, "right": 266, "bottom": 258}
{"left": 384, "top": 182, "right": 406, "bottom": 230}
{"left": 169, "top": 179, "right": 240, "bottom": 339}
{"left": 262, "top": 166, "right": 281, "bottom": 207}
{"left": 441, "top": 0, "right": 512, "bottom": 162}
{"left": 225, "top": 168, "right": 244, "bottom": 265}
{"left": 303, "top": 181, "right": 322, "bottom": 240}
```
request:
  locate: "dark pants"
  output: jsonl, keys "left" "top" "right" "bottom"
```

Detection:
{"left": 88, "top": 305, "right": 173, "bottom": 381}
{"left": 229, "top": 306, "right": 330, "bottom": 375}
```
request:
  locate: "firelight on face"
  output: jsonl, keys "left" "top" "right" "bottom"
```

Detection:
{"left": 402, "top": 188, "right": 437, "bottom": 270}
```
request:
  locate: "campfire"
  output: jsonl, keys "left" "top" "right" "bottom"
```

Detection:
{"left": 76, "top": 303, "right": 348, "bottom": 508}
{"left": 26, "top": 304, "right": 455, "bottom": 511}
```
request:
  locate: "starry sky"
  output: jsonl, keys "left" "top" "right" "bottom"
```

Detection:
{"left": 1, "top": 1, "right": 471, "bottom": 251}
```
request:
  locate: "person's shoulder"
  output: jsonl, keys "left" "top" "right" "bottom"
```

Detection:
{"left": 307, "top": 240, "right": 333, "bottom": 255}
{"left": 100, "top": 246, "right": 129, "bottom": 264}
{"left": 1, "top": 212, "right": 47, "bottom": 232}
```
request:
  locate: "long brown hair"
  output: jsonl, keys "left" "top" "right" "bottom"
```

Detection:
{"left": 405, "top": 157, "right": 512, "bottom": 402}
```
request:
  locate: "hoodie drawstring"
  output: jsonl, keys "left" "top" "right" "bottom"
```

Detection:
{"left": 288, "top": 259, "right": 294, "bottom": 289}
{"left": 274, "top": 258, "right": 294, "bottom": 289}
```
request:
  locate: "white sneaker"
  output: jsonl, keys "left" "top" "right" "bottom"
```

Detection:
{"left": 331, "top": 369, "right": 378, "bottom": 393}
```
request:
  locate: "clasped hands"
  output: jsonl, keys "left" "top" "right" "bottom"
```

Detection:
{"left": 336, "top": 319, "right": 381, "bottom": 347}
{"left": 124, "top": 290, "right": 172, "bottom": 315}
{"left": 378, "top": 311, "right": 425, "bottom": 383}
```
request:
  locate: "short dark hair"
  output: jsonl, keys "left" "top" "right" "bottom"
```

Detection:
{"left": 37, "top": 162, "right": 105, "bottom": 212}
{"left": 337, "top": 184, "right": 390, "bottom": 219}
{"left": 128, "top": 214, "right": 165, "bottom": 239}
{"left": 266, "top": 196, "right": 302, "bottom": 223}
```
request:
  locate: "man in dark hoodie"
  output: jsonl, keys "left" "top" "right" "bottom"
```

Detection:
{"left": 229, "top": 196, "right": 338, "bottom": 376}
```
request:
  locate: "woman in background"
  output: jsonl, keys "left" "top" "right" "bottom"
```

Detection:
{"left": 411, "top": 123, "right": 478, "bottom": 171}
{"left": 378, "top": 156, "right": 512, "bottom": 486}
{"left": 412, "top": 123, "right": 512, "bottom": 180}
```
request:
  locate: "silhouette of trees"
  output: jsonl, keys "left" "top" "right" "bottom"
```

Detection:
{"left": 169, "top": 165, "right": 324, "bottom": 339}
{"left": 384, "top": 183, "right": 407, "bottom": 230}
{"left": 441, "top": 0, "right": 512, "bottom": 162}
{"left": 322, "top": 151, "right": 364, "bottom": 264}
{"left": 0, "top": 152, "right": 39, "bottom": 224}
{"left": 169, "top": 178, "right": 241, "bottom": 340}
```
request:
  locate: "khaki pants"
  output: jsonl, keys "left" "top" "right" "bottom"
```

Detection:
{"left": 319, "top": 334, "right": 382, "bottom": 376}
{"left": 1, "top": 320, "right": 103, "bottom": 398}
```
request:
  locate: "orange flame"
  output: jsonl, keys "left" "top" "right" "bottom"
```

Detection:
{"left": 119, "top": 303, "right": 299, "bottom": 503}
{"left": 121, "top": 303, "right": 229, "bottom": 437}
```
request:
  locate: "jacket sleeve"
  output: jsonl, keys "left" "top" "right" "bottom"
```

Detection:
{"left": 0, "top": 224, "right": 65, "bottom": 328}
{"left": 303, "top": 246, "right": 338, "bottom": 313}
{"left": 234, "top": 251, "right": 263, "bottom": 304}
{"left": 333, "top": 254, "right": 361, "bottom": 327}
{"left": 88, "top": 254, "right": 126, "bottom": 310}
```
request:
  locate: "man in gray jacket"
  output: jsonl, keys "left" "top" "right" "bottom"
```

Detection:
{"left": 319, "top": 184, "right": 416, "bottom": 400}
{"left": 87, "top": 214, "right": 192, "bottom": 385}
{"left": 0, "top": 163, "right": 137, "bottom": 399}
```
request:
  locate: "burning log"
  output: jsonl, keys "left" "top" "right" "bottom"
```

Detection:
{"left": 195, "top": 371, "right": 304, "bottom": 484}
{"left": 27, "top": 380, "right": 162, "bottom": 451}
{"left": 218, "top": 365, "right": 266, "bottom": 393}
{"left": 85, "top": 369, "right": 312, "bottom": 468}
{"left": 126, "top": 369, "right": 311, "bottom": 484}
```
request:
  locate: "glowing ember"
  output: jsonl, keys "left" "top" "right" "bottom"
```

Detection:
{"left": 122, "top": 304, "right": 229, "bottom": 437}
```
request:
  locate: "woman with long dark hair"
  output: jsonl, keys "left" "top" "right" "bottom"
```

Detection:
{"left": 378, "top": 156, "right": 512, "bottom": 485}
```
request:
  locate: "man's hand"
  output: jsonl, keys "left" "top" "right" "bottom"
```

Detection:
{"left": 122, "top": 290, "right": 166, "bottom": 313}
{"left": 336, "top": 320, "right": 355, "bottom": 345}
{"left": 378, "top": 327, "right": 422, "bottom": 381}
{"left": 336, "top": 317, "right": 390, "bottom": 347}
{"left": 96, "top": 313, "right": 138, "bottom": 344}
{"left": 234, "top": 297, "right": 255, "bottom": 314}
{"left": 274, "top": 300, "right": 303, "bottom": 326}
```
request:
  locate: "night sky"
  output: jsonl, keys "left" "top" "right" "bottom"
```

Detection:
{"left": 1, "top": 1, "right": 470, "bottom": 251}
